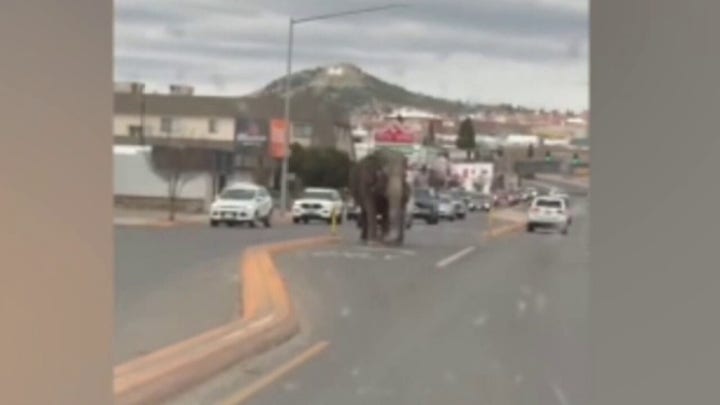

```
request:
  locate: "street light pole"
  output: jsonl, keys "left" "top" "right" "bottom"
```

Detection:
{"left": 278, "top": 3, "right": 408, "bottom": 215}
{"left": 280, "top": 18, "right": 294, "bottom": 212}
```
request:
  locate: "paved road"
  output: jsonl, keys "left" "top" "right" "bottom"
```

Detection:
{"left": 172, "top": 200, "right": 587, "bottom": 405}
{"left": 115, "top": 221, "right": 338, "bottom": 364}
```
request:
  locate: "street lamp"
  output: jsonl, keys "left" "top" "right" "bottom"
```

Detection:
{"left": 278, "top": 3, "right": 409, "bottom": 214}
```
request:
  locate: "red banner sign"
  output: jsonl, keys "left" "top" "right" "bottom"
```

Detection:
{"left": 374, "top": 123, "right": 415, "bottom": 144}
{"left": 269, "top": 119, "right": 288, "bottom": 158}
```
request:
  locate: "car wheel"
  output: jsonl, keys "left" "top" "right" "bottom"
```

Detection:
{"left": 527, "top": 224, "right": 534, "bottom": 233}
{"left": 292, "top": 218, "right": 300, "bottom": 224}
{"left": 263, "top": 211, "right": 272, "bottom": 228}
{"left": 210, "top": 220, "right": 219, "bottom": 228}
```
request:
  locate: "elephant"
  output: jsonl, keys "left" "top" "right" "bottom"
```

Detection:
{"left": 349, "top": 149, "right": 410, "bottom": 245}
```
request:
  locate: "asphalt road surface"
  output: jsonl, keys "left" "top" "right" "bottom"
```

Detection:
{"left": 172, "top": 196, "right": 588, "bottom": 405}
{"left": 115, "top": 221, "right": 339, "bottom": 364}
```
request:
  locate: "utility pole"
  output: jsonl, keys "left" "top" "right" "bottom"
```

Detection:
{"left": 278, "top": 3, "right": 409, "bottom": 215}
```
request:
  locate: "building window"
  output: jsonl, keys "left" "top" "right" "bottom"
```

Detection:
{"left": 160, "top": 117, "right": 173, "bottom": 133}
{"left": 209, "top": 118, "right": 217, "bottom": 134}
{"left": 292, "top": 123, "right": 313, "bottom": 141}
{"left": 128, "top": 125, "right": 142, "bottom": 138}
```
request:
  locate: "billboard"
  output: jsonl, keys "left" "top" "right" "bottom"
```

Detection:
{"left": 235, "top": 117, "right": 268, "bottom": 146}
{"left": 374, "top": 122, "right": 416, "bottom": 144}
{"left": 269, "top": 119, "right": 289, "bottom": 159}
{"left": 450, "top": 162, "right": 494, "bottom": 193}
{"left": 234, "top": 118, "right": 269, "bottom": 170}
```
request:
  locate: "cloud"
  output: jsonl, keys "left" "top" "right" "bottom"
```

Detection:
{"left": 114, "top": 0, "right": 588, "bottom": 109}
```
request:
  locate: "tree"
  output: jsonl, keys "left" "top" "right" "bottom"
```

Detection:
{"left": 289, "top": 143, "right": 352, "bottom": 190}
{"left": 456, "top": 117, "right": 476, "bottom": 161}
{"left": 150, "top": 144, "right": 213, "bottom": 221}
{"left": 424, "top": 120, "right": 437, "bottom": 146}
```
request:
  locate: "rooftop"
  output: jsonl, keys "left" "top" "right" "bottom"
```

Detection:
{"left": 114, "top": 92, "right": 240, "bottom": 117}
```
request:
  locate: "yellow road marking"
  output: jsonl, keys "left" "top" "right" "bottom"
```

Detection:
{"left": 219, "top": 341, "right": 330, "bottom": 405}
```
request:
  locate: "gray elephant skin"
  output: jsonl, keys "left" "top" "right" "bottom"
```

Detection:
{"left": 349, "top": 149, "right": 410, "bottom": 245}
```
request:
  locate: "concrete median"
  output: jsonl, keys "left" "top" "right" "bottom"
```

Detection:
{"left": 113, "top": 235, "right": 340, "bottom": 405}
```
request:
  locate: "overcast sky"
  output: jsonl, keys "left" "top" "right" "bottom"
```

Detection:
{"left": 115, "top": 0, "right": 588, "bottom": 111}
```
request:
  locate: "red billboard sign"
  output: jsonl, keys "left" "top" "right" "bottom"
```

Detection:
{"left": 374, "top": 123, "right": 415, "bottom": 144}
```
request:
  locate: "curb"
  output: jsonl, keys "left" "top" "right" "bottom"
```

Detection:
{"left": 113, "top": 235, "right": 340, "bottom": 405}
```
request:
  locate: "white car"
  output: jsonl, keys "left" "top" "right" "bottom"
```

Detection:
{"left": 292, "top": 188, "right": 345, "bottom": 224}
{"left": 527, "top": 196, "right": 570, "bottom": 234}
{"left": 209, "top": 183, "right": 273, "bottom": 228}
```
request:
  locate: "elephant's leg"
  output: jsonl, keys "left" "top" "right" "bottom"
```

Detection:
{"left": 377, "top": 198, "right": 390, "bottom": 241}
{"left": 365, "top": 199, "right": 379, "bottom": 243}
{"left": 395, "top": 207, "right": 406, "bottom": 245}
{"left": 358, "top": 208, "right": 368, "bottom": 242}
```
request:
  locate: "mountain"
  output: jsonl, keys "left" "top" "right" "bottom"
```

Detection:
{"left": 255, "top": 63, "right": 478, "bottom": 116}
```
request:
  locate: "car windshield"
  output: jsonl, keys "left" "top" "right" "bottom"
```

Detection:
{"left": 414, "top": 189, "right": 432, "bottom": 199}
{"left": 220, "top": 189, "right": 255, "bottom": 200}
{"left": 536, "top": 199, "right": 563, "bottom": 208}
{"left": 302, "top": 191, "right": 335, "bottom": 201}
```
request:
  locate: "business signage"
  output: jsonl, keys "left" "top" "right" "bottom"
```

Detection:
{"left": 374, "top": 122, "right": 416, "bottom": 144}
{"left": 235, "top": 118, "right": 268, "bottom": 146}
{"left": 269, "top": 119, "right": 289, "bottom": 159}
{"left": 450, "top": 162, "right": 494, "bottom": 193}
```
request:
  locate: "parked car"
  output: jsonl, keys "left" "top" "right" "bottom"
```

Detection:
{"left": 292, "top": 188, "right": 345, "bottom": 224}
{"left": 527, "top": 196, "right": 571, "bottom": 234}
{"left": 412, "top": 188, "right": 440, "bottom": 225}
{"left": 209, "top": 183, "right": 273, "bottom": 228}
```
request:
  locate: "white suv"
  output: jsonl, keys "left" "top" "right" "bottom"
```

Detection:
{"left": 292, "top": 188, "right": 345, "bottom": 224}
{"left": 527, "top": 196, "right": 570, "bottom": 234}
{"left": 209, "top": 183, "right": 273, "bottom": 228}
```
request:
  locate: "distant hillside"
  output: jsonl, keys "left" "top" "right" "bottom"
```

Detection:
{"left": 255, "top": 63, "right": 479, "bottom": 116}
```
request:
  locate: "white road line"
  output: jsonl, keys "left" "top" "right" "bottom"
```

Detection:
{"left": 552, "top": 382, "right": 570, "bottom": 405}
{"left": 436, "top": 246, "right": 476, "bottom": 268}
